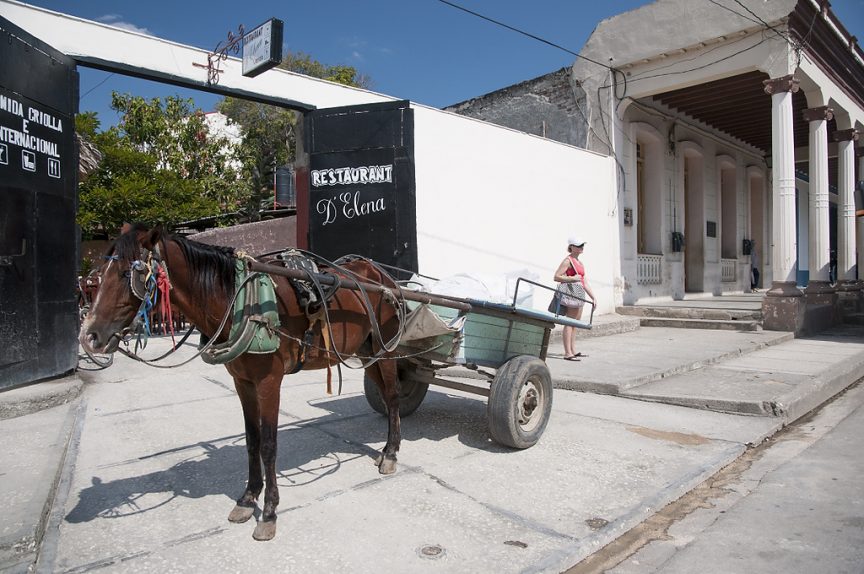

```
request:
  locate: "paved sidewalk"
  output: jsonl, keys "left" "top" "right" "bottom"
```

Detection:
{"left": 548, "top": 324, "right": 864, "bottom": 424}
{"left": 1, "top": 322, "right": 863, "bottom": 572}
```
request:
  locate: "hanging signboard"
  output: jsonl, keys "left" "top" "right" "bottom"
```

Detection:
{"left": 242, "top": 18, "right": 283, "bottom": 77}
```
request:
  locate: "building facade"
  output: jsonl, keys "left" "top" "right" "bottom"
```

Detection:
{"left": 449, "top": 0, "right": 864, "bottom": 333}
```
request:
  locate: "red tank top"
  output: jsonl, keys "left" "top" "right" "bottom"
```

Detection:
{"left": 565, "top": 257, "right": 585, "bottom": 280}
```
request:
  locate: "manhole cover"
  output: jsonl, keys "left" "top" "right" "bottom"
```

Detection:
{"left": 585, "top": 517, "right": 609, "bottom": 530}
{"left": 418, "top": 544, "right": 445, "bottom": 559}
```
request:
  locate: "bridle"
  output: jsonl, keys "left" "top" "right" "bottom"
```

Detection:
{"left": 100, "top": 242, "right": 175, "bottom": 352}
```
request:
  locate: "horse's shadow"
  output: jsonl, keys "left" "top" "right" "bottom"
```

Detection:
{"left": 66, "top": 389, "right": 503, "bottom": 525}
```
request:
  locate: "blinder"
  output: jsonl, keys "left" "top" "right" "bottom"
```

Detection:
{"left": 129, "top": 257, "right": 149, "bottom": 301}
{"left": 119, "top": 245, "right": 171, "bottom": 346}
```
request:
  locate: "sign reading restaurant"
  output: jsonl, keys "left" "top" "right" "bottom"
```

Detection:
{"left": 310, "top": 164, "right": 393, "bottom": 187}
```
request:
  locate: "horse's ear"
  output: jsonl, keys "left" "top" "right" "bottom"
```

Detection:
{"left": 139, "top": 226, "right": 163, "bottom": 251}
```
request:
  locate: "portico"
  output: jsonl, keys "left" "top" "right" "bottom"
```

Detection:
{"left": 573, "top": 0, "right": 864, "bottom": 333}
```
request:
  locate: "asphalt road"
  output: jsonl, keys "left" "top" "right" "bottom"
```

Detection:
{"left": 599, "top": 381, "right": 864, "bottom": 574}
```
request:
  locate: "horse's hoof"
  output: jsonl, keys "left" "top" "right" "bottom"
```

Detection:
{"left": 253, "top": 520, "right": 277, "bottom": 541}
{"left": 228, "top": 504, "right": 255, "bottom": 523}
{"left": 378, "top": 455, "right": 397, "bottom": 475}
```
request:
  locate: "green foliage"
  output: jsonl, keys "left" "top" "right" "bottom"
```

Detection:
{"left": 77, "top": 93, "right": 241, "bottom": 238}
{"left": 215, "top": 51, "right": 370, "bottom": 219}
{"left": 75, "top": 112, "right": 101, "bottom": 139}
{"left": 280, "top": 51, "right": 371, "bottom": 89}
{"left": 216, "top": 97, "right": 294, "bottom": 219}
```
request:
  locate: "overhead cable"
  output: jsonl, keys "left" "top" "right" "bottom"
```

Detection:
{"left": 435, "top": 0, "right": 613, "bottom": 71}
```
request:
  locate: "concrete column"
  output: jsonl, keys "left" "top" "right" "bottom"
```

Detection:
{"left": 803, "top": 107, "right": 833, "bottom": 291}
{"left": 761, "top": 75, "right": 805, "bottom": 332}
{"left": 764, "top": 76, "right": 800, "bottom": 293}
{"left": 858, "top": 148, "right": 864, "bottom": 279}
{"left": 835, "top": 129, "right": 859, "bottom": 283}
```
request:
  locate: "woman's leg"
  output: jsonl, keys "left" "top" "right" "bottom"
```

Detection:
{"left": 562, "top": 324, "right": 574, "bottom": 357}
{"left": 565, "top": 306, "right": 583, "bottom": 357}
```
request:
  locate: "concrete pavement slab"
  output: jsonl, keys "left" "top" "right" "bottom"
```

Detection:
{"left": 611, "top": 383, "right": 864, "bottom": 574}
{"left": 623, "top": 325, "right": 864, "bottom": 422}
{"left": 0, "top": 401, "right": 78, "bottom": 572}
{"left": 548, "top": 327, "right": 793, "bottom": 393}
{"left": 31, "top": 338, "right": 778, "bottom": 574}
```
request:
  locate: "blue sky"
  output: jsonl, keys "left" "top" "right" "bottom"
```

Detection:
{"left": 14, "top": 0, "right": 864, "bottom": 128}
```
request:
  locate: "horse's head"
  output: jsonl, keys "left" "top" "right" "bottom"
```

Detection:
{"left": 79, "top": 225, "right": 164, "bottom": 354}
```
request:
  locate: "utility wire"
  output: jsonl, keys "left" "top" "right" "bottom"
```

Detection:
{"left": 435, "top": 0, "right": 613, "bottom": 71}
{"left": 81, "top": 73, "right": 115, "bottom": 100}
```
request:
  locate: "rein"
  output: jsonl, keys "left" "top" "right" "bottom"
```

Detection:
{"left": 118, "top": 267, "right": 262, "bottom": 369}
{"left": 108, "top": 242, "right": 426, "bottom": 380}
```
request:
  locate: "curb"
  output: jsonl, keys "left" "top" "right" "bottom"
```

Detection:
{"left": 0, "top": 375, "right": 84, "bottom": 421}
{"left": 553, "top": 331, "right": 795, "bottom": 394}
{"left": 776, "top": 352, "right": 864, "bottom": 425}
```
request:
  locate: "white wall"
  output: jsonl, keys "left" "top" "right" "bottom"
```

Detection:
{"left": 1, "top": 0, "right": 623, "bottom": 313}
{"left": 0, "top": 0, "right": 395, "bottom": 111}
{"left": 411, "top": 105, "right": 618, "bottom": 314}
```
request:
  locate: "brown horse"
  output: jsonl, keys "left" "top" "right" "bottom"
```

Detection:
{"left": 79, "top": 224, "right": 404, "bottom": 541}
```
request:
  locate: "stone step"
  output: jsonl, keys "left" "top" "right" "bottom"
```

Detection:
{"left": 550, "top": 313, "right": 640, "bottom": 342}
{"left": 616, "top": 305, "right": 762, "bottom": 321}
{"left": 638, "top": 317, "right": 762, "bottom": 331}
{"left": 843, "top": 312, "right": 864, "bottom": 326}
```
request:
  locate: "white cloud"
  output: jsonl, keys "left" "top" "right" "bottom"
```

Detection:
{"left": 96, "top": 14, "right": 151, "bottom": 35}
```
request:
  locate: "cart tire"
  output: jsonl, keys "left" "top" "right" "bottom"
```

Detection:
{"left": 487, "top": 355, "right": 553, "bottom": 449}
{"left": 363, "top": 363, "right": 429, "bottom": 417}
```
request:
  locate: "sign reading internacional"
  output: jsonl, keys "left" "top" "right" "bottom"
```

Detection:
{"left": 0, "top": 86, "right": 70, "bottom": 190}
{"left": 242, "top": 18, "right": 283, "bottom": 78}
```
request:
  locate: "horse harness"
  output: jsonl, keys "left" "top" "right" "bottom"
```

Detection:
{"left": 201, "top": 250, "right": 342, "bottom": 392}
{"left": 124, "top": 243, "right": 175, "bottom": 348}
{"left": 115, "top": 245, "right": 400, "bottom": 395}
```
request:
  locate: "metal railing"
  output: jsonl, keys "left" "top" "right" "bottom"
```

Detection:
{"left": 721, "top": 258, "right": 737, "bottom": 283}
{"left": 637, "top": 254, "right": 662, "bottom": 285}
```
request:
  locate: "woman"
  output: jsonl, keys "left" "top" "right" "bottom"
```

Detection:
{"left": 553, "top": 236, "right": 596, "bottom": 360}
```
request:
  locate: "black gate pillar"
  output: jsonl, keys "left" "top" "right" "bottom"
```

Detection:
{"left": 0, "top": 17, "right": 79, "bottom": 389}
{"left": 299, "top": 100, "right": 418, "bottom": 273}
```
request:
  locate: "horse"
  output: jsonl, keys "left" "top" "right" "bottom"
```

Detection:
{"left": 79, "top": 224, "right": 405, "bottom": 541}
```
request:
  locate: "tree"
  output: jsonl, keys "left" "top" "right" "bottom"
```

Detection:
{"left": 76, "top": 94, "right": 243, "bottom": 238}
{"left": 216, "top": 51, "right": 370, "bottom": 219}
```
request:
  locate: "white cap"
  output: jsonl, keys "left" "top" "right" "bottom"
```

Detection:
{"left": 567, "top": 236, "right": 586, "bottom": 247}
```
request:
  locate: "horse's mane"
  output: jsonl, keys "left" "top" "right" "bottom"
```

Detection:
{"left": 108, "top": 224, "right": 236, "bottom": 299}
{"left": 172, "top": 234, "right": 236, "bottom": 299}
{"left": 108, "top": 223, "right": 148, "bottom": 264}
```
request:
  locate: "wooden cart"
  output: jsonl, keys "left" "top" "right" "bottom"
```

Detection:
{"left": 363, "top": 279, "right": 593, "bottom": 449}
{"left": 246, "top": 261, "right": 592, "bottom": 449}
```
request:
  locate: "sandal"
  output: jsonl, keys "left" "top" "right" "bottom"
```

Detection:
{"left": 564, "top": 355, "right": 581, "bottom": 361}
{"left": 573, "top": 352, "right": 589, "bottom": 358}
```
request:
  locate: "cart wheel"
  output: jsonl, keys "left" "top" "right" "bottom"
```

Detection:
{"left": 487, "top": 355, "right": 553, "bottom": 449}
{"left": 363, "top": 362, "right": 429, "bottom": 417}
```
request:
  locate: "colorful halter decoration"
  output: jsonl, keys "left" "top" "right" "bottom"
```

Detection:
{"left": 126, "top": 244, "right": 175, "bottom": 350}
